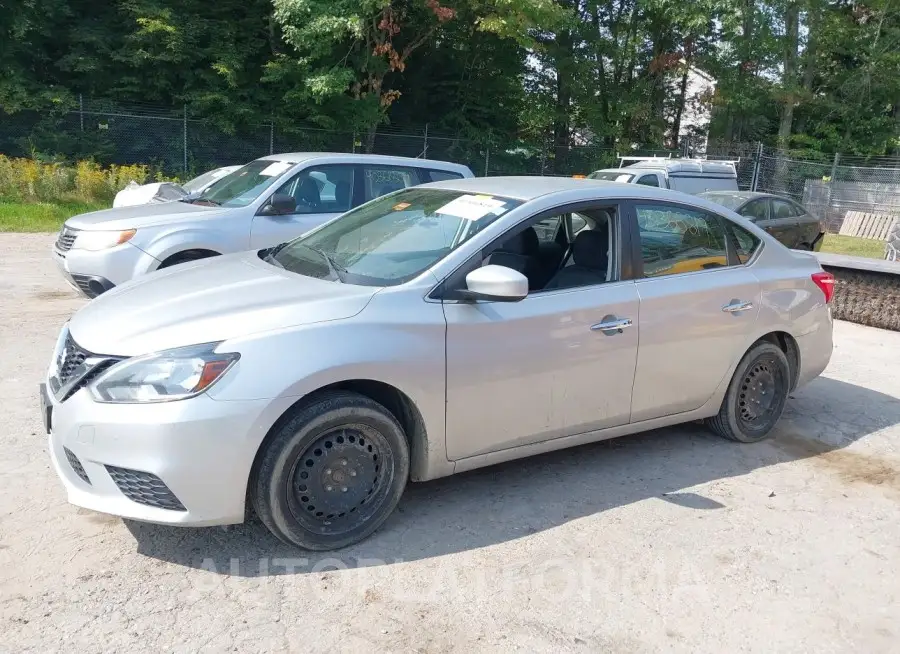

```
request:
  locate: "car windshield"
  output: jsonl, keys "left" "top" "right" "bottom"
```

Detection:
{"left": 268, "top": 187, "right": 523, "bottom": 286}
{"left": 698, "top": 192, "right": 746, "bottom": 210}
{"left": 197, "top": 160, "right": 294, "bottom": 207}
{"left": 588, "top": 170, "right": 635, "bottom": 183}
{"left": 182, "top": 167, "right": 233, "bottom": 194}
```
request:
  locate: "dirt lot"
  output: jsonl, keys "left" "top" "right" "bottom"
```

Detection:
{"left": 2, "top": 233, "right": 899, "bottom": 653}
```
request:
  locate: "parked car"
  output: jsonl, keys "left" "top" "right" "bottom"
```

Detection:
{"left": 698, "top": 191, "right": 825, "bottom": 251}
{"left": 52, "top": 153, "right": 474, "bottom": 298}
{"left": 112, "top": 166, "right": 242, "bottom": 208}
{"left": 588, "top": 159, "right": 739, "bottom": 194}
{"left": 41, "top": 177, "right": 834, "bottom": 550}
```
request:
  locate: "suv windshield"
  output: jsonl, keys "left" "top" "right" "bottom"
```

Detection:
{"left": 197, "top": 159, "right": 294, "bottom": 207}
{"left": 268, "top": 187, "right": 522, "bottom": 286}
{"left": 588, "top": 170, "right": 635, "bottom": 182}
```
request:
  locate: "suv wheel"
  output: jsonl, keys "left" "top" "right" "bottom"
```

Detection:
{"left": 251, "top": 391, "right": 409, "bottom": 550}
{"left": 707, "top": 342, "right": 791, "bottom": 443}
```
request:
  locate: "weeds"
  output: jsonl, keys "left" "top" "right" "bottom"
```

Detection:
{"left": 0, "top": 155, "right": 177, "bottom": 205}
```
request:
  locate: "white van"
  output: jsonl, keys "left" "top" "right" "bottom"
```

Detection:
{"left": 588, "top": 158, "right": 738, "bottom": 194}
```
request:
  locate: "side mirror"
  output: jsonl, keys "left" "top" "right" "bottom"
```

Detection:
{"left": 457, "top": 265, "right": 528, "bottom": 302}
{"left": 259, "top": 193, "right": 296, "bottom": 216}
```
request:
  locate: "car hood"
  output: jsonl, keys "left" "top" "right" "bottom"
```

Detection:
{"left": 65, "top": 201, "right": 229, "bottom": 230}
{"left": 68, "top": 251, "right": 380, "bottom": 355}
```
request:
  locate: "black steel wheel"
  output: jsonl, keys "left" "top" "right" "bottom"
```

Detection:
{"left": 251, "top": 391, "right": 409, "bottom": 550}
{"left": 707, "top": 341, "right": 791, "bottom": 443}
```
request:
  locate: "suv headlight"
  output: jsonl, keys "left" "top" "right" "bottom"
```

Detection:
{"left": 73, "top": 229, "right": 136, "bottom": 251}
{"left": 89, "top": 343, "right": 239, "bottom": 403}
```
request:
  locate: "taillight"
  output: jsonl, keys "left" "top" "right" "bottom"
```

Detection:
{"left": 812, "top": 271, "right": 835, "bottom": 304}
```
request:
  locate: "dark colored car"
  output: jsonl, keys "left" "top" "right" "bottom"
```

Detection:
{"left": 698, "top": 191, "right": 825, "bottom": 251}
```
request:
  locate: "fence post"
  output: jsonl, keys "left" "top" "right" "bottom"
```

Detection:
{"left": 422, "top": 123, "right": 429, "bottom": 159}
{"left": 830, "top": 152, "right": 840, "bottom": 182}
{"left": 750, "top": 141, "right": 763, "bottom": 191}
{"left": 183, "top": 104, "right": 188, "bottom": 175}
{"left": 79, "top": 94, "right": 84, "bottom": 132}
{"left": 269, "top": 120, "right": 274, "bottom": 155}
{"left": 352, "top": 130, "right": 357, "bottom": 154}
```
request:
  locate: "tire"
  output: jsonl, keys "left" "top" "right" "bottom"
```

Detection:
{"left": 706, "top": 342, "right": 791, "bottom": 443}
{"left": 251, "top": 391, "right": 410, "bottom": 550}
{"left": 159, "top": 249, "right": 218, "bottom": 269}
{"left": 795, "top": 242, "right": 812, "bottom": 251}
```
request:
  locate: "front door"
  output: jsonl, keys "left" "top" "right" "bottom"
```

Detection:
{"left": 443, "top": 204, "right": 640, "bottom": 461}
{"left": 629, "top": 201, "right": 761, "bottom": 422}
{"left": 250, "top": 164, "right": 355, "bottom": 249}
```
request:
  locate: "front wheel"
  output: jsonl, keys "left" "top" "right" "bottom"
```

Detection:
{"left": 251, "top": 391, "right": 410, "bottom": 550}
{"left": 706, "top": 342, "right": 791, "bottom": 443}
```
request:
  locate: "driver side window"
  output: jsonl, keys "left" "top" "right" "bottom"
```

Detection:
{"left": 274, "top": 165, "right": 355, "bottom": 215}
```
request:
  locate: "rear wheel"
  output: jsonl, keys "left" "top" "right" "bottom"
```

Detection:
{"left": 251, "top": 391, "right": 409, "bottom": 550}
{"left": 707, "top": 342, "right": 791, "bottom": 443}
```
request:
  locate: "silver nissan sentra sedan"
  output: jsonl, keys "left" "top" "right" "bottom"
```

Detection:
{"left": 41, "top": 177, "right": 835, "bottom": 550}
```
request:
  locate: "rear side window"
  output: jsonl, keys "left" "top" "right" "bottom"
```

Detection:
{"left": 426, "top": 169, "right": 464, "bottom": 182}
{"left": 636, "top": 203, "right": 730, "bottom": 278}
{"left": 771, "top": 199, "right": 797, "bottom": 219}
{"left": 363, "top": 166, "right": 422, "bottom": 202}
{"left": 739, "top": 200, "right": 768, "bottom": 222}
{"left": 728, "top": 222, "right": 762, "bottom": 263}
{"left": 533, "top": 216, "right": 561, "bottom": 243}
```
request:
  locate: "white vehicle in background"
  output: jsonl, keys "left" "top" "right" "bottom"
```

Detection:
{"left": 54, "top": 153, "right": 474, "bottom": 297}
{"left": 588, "top": 158, "right": 739, "bottom": 194}
{"left": 112, "top": 165, "right": 241, "bottom": 208}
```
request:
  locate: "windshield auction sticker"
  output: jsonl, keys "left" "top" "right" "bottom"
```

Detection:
{"left": 436, "top": 194, "right": 507, "bottom": 221}
{"left": 259, "top": 161, "right": 292, "bottom": 177}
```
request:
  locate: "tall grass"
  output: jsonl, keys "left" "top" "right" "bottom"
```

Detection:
{"left": 0, "top": 155, "right": 177, "bottom": 206}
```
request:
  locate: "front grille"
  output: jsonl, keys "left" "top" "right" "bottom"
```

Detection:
{"left": 64, "top": 447, "right": 91, "bottom": 484}
{"left": 56, "top": 334, "right": 90, "bottom": 387}
{"left": 105, "top": 466, "right": 186, "bottom": 511}
{"left": 51, "top": 334, "right": 119, "bottom": 402}
{"left": 55, "top": 226, "right": 78, "bottom": 252}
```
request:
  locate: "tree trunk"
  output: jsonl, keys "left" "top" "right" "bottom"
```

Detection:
{"left": 365, "top": 123, "right": 377, "bottom": 153}
{"left": 794, "top": 8, "right": 819, "bottom": 134}
{"left": 552, "top": 28, "right": 574, "bottom": 174}
{"left": 671, "top": 63, "right": 690, "bottom": 149}
{"left": 778, "top": 2, "right": 800, "bottom": 145}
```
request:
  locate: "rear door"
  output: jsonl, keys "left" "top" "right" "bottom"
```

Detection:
{"left": 627, "top": 200, "right": 761, "bottom": 422}
{"left": 788, "top": 200, "right": 822, "bottom": 248}
{"left": 766, "top": 199, "right": 803, "bottom": 248}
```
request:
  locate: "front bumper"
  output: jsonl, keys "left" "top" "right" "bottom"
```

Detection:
{"left": 45, "top": 386, "right": 276, "bottom": 526}
{"left": 52, "top": 241, "right": 160, "bottom": 298}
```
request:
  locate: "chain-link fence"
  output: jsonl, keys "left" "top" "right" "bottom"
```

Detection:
{"left": 2, "top": 98, "right": 899, "bottom": 238}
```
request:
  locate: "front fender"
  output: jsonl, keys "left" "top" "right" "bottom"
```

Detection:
{"left": 140, "top": 226, "right": 247, "bottom": 269}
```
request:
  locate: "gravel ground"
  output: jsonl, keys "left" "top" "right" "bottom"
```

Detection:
{"left": 1, "top": 233, "right": 899, "bottom": 653}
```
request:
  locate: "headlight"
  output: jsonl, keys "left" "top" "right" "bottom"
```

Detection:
{"left": 73, "top": 229, "right": 136, "bottom": 251}
{"left": 89, "top": 343, "right": 239, "bottom": 403}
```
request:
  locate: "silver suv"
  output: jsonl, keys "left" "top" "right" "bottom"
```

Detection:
{"left": 52, "top": 153, "right": 473, "bottom": 297}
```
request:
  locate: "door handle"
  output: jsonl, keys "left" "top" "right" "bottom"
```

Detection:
{"left": 591, "top": 317, "right": 633, "bottom": 334}
{"left": 722, "top": 300, "right": 754, "bottom": 313}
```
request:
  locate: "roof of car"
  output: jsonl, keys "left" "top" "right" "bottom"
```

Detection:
{"left": 422, "top": 175, "right": 683, "bottom": 201}
{"left": 257, "top": 152, "right": 471, "bottom": 171}
{"left": 700, "top": 191, "right": 768, "bottom": 201}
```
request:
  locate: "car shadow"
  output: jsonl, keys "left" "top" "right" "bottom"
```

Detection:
{"left": 124, "top": 376, "right": 900, "bottom": 576}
